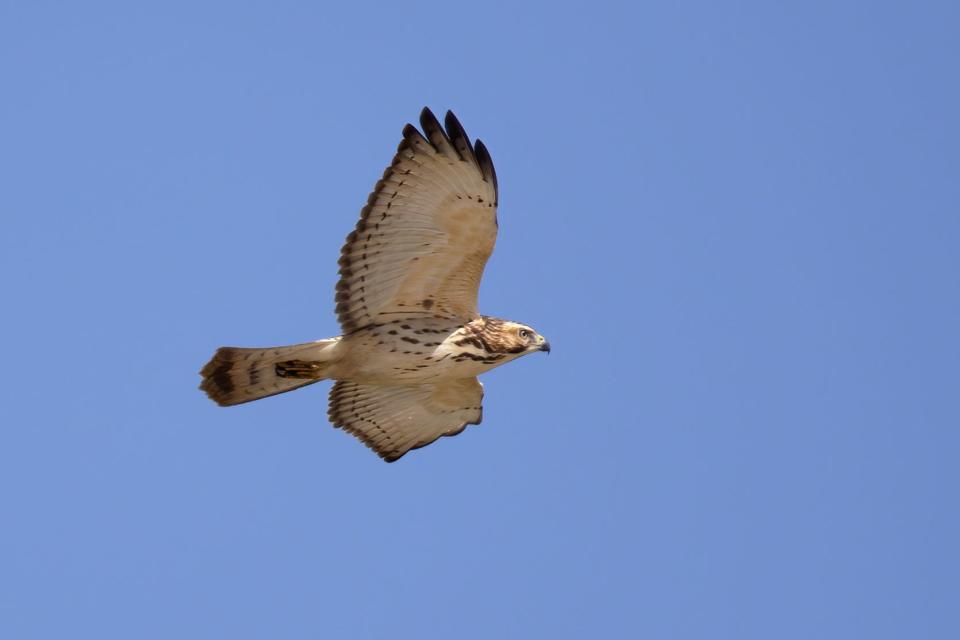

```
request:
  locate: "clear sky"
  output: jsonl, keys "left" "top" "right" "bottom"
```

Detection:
{"left": 2, "top": 1, "right": 958, "bottom": 638}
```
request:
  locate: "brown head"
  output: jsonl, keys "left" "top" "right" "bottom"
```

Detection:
{"left": 462, "top": 316, "right": 550, "bottom": 358}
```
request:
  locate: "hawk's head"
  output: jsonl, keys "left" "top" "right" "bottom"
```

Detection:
{"left": 466, "top": 316, "right": 550, "bottom": 357}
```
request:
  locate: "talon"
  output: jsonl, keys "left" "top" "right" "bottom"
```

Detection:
{"left": 276, "top": 360, "right": 323, "bottom": 379}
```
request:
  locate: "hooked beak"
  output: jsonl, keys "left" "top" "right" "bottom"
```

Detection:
{"left": 538, "top": 338, "right": 551, "bottom": 354}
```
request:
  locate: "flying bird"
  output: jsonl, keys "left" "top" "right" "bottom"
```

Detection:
{"left": 200, "top": 108, "right": 549, "bottom": 461}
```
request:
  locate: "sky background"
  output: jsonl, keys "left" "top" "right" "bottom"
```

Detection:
{"left": 1, "top": 1, "right": 958, "bottom": 638}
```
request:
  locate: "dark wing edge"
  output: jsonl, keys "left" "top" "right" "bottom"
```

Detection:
{"left": 327, "top": 381, "right": 485, "bottom": 463}
{"left": 418, "top": 107, "right": 498, "bottom": 203}
{"left": 334, "top": 108, "right": 499, "bottom": 332}
{"left": 395, "top": 409, "right": 483, "bottom": 463}
{"left": 473, "top": 139, "right": 498, "bottom": 205}
{"left": 373, "top": 414, "right": 483, "bottom": 463}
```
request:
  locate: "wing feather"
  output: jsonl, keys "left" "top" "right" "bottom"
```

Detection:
{"left": 444, "top": 111, "right": 478, "bottom": 167}
{"left": 335, "top": 108, "right": 499, "bottom": 332}
{"left": 328, "top": 378, "right": 484, "bottom": 462}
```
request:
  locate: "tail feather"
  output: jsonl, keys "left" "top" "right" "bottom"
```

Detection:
{"left": 199, "top": 339, "right": 339, "bottom": 406}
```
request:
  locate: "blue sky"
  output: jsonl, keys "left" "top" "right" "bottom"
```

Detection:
{"left": 1, "top": 1, "right": 958, "bottom": 638}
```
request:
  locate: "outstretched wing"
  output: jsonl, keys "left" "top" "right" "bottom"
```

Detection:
{"left": 335, "top": 108, "right": 499, "bottom": 333}
{"left": 328, "top": 378, "right": 484, "bottom": 462}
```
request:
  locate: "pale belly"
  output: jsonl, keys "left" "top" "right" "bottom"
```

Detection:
{"left": 325, "top": 318, "right": 511, "bottom": 383}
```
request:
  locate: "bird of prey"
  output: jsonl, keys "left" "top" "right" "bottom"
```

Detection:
{"left": 199, "top": 108, "right": 549, "bottom": 462}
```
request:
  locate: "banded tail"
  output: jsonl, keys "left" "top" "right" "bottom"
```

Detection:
{"left": 199, "top": 338, "right": 340, "bottom": 406}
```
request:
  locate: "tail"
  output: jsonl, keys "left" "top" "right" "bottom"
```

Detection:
{"left": 199, "top": 338, "right": 340, "bottom": 406}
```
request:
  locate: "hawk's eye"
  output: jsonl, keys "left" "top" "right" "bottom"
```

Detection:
{"left": 518, "top": 329, "right": 529, "bottom": 339}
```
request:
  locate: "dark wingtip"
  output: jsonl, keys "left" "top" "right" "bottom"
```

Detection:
{"left": 399, "top": 123, "right": 428, "bottom": 155}
{"left": 443, "top": 110, "right": 476, "bottom": 164}
{"left": 419, "top": 106, "right": 457, "bottom": 157}
{"left": 474, "top": 139, "right": 498, "bottom": 203}
{"left": 443, "top": 110, "right": 462, "bottom": 132}
{"left": 419, "top": 106, "right": 438, "bottom": 128}
{"left": 419, "top": 107, "right": 442, "bottom": 140}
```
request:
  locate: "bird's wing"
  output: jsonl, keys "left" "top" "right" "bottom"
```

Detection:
{"left": 335, "top": 108, "right": 499, "bottom": 332}
{"left": 328, "top": 378, "right": 484, "bottom": 462}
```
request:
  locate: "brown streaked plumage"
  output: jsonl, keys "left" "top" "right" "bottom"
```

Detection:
{"left": 199, "top": 108, "right": 549, "bottom": 462}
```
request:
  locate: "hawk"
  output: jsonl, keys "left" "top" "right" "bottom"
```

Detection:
{"left": 200, "top": 108, "right": 549, "bottom": 462}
